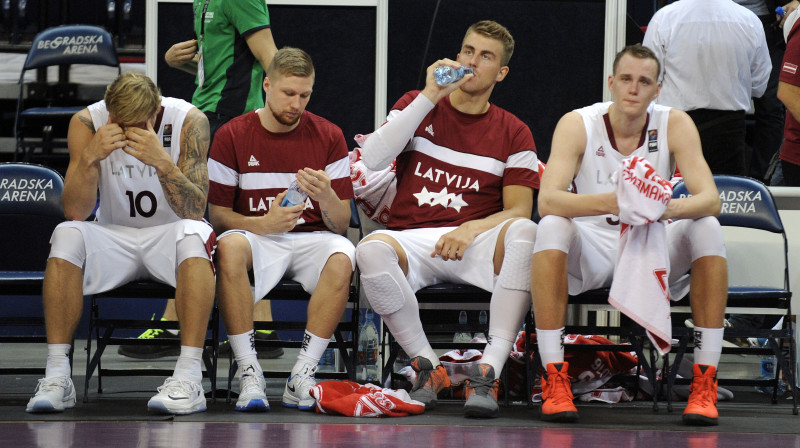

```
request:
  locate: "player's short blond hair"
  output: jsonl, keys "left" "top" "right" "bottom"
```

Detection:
{"left": 266, "top": 47, "right": 315, "bottom": 80}
{"left": 104, "top": 72, "right": 161, "bottom": 124}
{"left": 613, "top": 44, "right": 661, "bottom": 79}
{"left": 463, "top": 20, "right": 515, "bottom": 66}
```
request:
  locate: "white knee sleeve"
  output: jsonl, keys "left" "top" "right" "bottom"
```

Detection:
{"left": 48, "top": 226, "right": 86, "bottom": 268}
{"left": 176, "top": 234, "right": 210, "bottom": 265}
{"left": 533, "top": 215, "right": 576, "bottom": 254}
{"left": 356, "top": 240, "right": 408, "bottom": 316}
{"left": 687, "top": 216, "right": 727, "bottom": 261}
{"left": 498, "top": 219, "right": 537, "bottom": 291}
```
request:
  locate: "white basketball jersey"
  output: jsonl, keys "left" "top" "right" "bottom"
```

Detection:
{"left": 573, "top": 101, "right": 674, "bottom": 232}
{"left": 90, "top": 97, "right": 193, "bottom": 228}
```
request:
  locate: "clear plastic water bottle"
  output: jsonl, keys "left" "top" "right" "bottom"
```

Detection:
{"left": 453, "top": 310, "right": 472, "bottom": 344}
{"left": 357, "top": 309, "right": 380, "bottom": 383}
{"left": 318, "top": 336, "right": 337, "bottom": 373}
{"left": 753, "top": 338, "right": 787, "bottom": 395}
{"left": 474, "top": 310, "right": 488, "bottom": 340}
{"left": 434, "top": 65, "right": 474, "bottom": 86}
{"left": 281, "top": 179, "right": 308, "bottom": 207}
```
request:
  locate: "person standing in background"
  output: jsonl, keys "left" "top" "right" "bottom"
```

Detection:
{"left": 643, "top": 0, "right": 771, "bottom": 176}
{"left": 119, "top": 0, "right": 281, "bottom": 360}
{"left": 733, "top": 0, "right": 787, "bottom": 182}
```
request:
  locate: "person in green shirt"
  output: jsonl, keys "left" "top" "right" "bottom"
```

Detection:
{"left": 118, "top": 0, "right": 280, "bottom": 360}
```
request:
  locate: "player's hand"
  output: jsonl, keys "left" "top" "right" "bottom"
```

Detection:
{"left": 430, "top": 224, "right": 476, "bottom": 261}
{"left": 296, "top": 168, "right": 339, "bottom": 206}
{"left": 261, "top": 190, "right": 305, "bottom": 233}
{"left": 122, "top": 121, "right": 173, "bottom": 173}
{"left": 85, "top": 116, "right": 126, "bottom": 163}
{"left": 780, "top": 1, "right": 800, "bottom": 27}
{"left": 420, "top": 58, "right": 474, "bottom": 104}
{"left": 165, "top": 39, "right": 198, "bottom": 68}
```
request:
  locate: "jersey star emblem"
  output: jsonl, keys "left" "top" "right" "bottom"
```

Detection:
{"left": 413, "top": 186, "right": 469, "bottom": 211}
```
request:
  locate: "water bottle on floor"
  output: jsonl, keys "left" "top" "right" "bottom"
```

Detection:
{"left": 753, "top": 338, "right": 787, "bottom": 395}
{"left": 453, "top": 310, "right": 472, "bottom": 344}
{"left": 357, "top": 309, "right": 379, "bottom": 383}
{"left": 319, "top": 337, "right": 337, "bottom": 373}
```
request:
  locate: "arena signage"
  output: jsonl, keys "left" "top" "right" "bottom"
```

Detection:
{"left": 0, "top": 178, "right": 55, "bottom": 202}
{"left": 36, "top": 34, "right": 103, "bottom": 55}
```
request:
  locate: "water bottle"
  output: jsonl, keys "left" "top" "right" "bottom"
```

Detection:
{"left": 453, "top": 310, "right": 472, "bottom": 344}
{"left": 474, "top": 310, "right": 488, "bottom": 340}
{"left": 393, "top": 349, "right": 410, "bottom": 373}
{"left": 281, "top": 179, "right": 308, "bottom": 207}
{"left": 318, "top": 336, "right": 337, "bottom": 373}
{"left": 434, "top": 65, "right": 474, "bottom": 86}
{"left": 357, "top": 309, "right": 380, "bottom": 383}
{"left": 753, "top": 338, "right": 787, "bottom": 395}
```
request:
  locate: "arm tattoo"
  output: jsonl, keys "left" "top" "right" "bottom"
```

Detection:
{"left": 78, "top": 115, "right": 96, "bottom": 134}
{"left": 321, "top": 210, "right": 341, "bottom": 234}
{"left": 159, "top": 109, "right": 210, "bottom": 219}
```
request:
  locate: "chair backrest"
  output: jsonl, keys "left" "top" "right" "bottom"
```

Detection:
{"left": 672, "top": 175, "right": 784, "bottom": 233}
{"left": 0, "top": 163, "right": 65, "bottom": 271}
{"left": 21, "top": 25, "right": 119, "bottom": 73}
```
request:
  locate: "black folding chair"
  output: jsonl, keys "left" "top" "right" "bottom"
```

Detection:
{"left": 0, "top": 162, "right": 67, "bottom": 376}
{"left": 14, "top": 24, "right": 120, "bottom": 168}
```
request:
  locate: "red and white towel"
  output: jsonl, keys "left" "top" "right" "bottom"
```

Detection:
{"left": 309, "top": 380, "right": 425, "bottom": 417}
{"left": 608, "top": 157, "right": 673, "bottom": 354}
{"left": 349, "top": 134, "right": 397, "bottom": 227}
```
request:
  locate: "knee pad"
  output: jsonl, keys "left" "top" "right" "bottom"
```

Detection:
{"left": 687, "top": 216, "right": 726, "bottom": 261}
{"left": 533, "top": 215, "right": 575, "bottom": 254}
{"left": 499, "top": 219, "right": 537, "bottom": 291}
{"left": 177, "top": 234, "right": 210, "bottom": 265}
{"left": 356, "top": 240, "right": 406, "bottom": 315}
{"left": 49, "top": 225, "right": 86, "bottom": 268}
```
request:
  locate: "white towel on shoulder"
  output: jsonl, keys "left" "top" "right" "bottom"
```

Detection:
{"left": 608, "top": 157, "right": 673, "bottom": 354}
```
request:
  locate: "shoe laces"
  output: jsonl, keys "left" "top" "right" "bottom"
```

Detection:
{"left": 412, "top": 365, "right": 446, "bottom": 393}
{"left": 137, "top": 328, "right": 165, "bottom": 339}
{"left": 157, "top": 377, "right": 197, "bottom": 395}
{"left": 689, "top": 374, "right": 717, "bottom": 407}
{"left": 240, "top": 370, "right": 265, "bottom": 396}
{"left": 36, "top": 377, "right": 68, "bottom": 393}
{"left": 543, "top": 370, "right": 574, "bottom": 404}
{"left": 465, "top": 374, "right": 498, "bottom": 397}
{"left": 290, "top": 365, "right": 317, "bottom": 394}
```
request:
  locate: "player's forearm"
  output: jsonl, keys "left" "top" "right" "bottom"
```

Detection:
{"left": 158, "top": 164, "right": 208, "bottom": 220}
{"left": 361, "top": 95, "right": 434, "bottom": 170}
{"left": 317, "top": 196, "right": 351, "bottom": 235}
{"left": 461, "top": 203, "right": 531, "bottom": 239}
{"left": 538, "top": 190, "right": 618, "bottom": 219}
{"left": 62, "top": 160, "right": 101, "bottom": 221}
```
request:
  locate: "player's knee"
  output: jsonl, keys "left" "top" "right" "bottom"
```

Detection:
{"left": 48, "top": 225, "right": 86, "bottom": 268}
{"left": 215, "top": 233, "right": 251, "bottom": 273}
{"left": 355, "top": 239, "right": 398, "bottom": 275}
{"left": 499, "top": 220, "right": 536, "bottom": 292}
{"left": 687, "top": 216, "right": 726, "bottom": 260}
{"left": 533, "top": 215, "right": 574, "bottom": 254}
{"left": 356, "top": 240, "right": 405, "bottom": 315}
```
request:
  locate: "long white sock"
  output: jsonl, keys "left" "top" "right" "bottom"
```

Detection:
{"left": 693, "top": 326, "right": 723, "bottom": 368}
{"left": 536, "top": 327, "right": 565, "bottom": 367}
{"left": 45, "top": 344, "right": 71, "bottom": 379}
{"left": 293, "top": 330, "right": 327, "bottom": 373}
{"left": 229, "top": 330, "right": 259, "bottom": 369}
{"left": 357, "top": 240, "right": 439, "bottom": 366}
{"left": 173, "top": 346, "right": 204, "bottom": 384}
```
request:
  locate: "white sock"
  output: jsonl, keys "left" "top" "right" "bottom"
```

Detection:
{"left": 536, "top": 327, "right": 565, "bottom": 367}
{"left": 45, "top": 344, "right": 71, "bottom": 379}
{"left": 229, "top": 330, "right": 259, "bottom": 368}
{"left": 294, "top": 330, "right": 327, "bottom": 373}
{"left": 693, "top": 326, "right": 723, "bottom": 368}
{"left": 480, "top": 336, "right": 514, "bottom": 379}
{"left": 173, "top": 346, "right": 204, "bottom": 384}
{"left": 480, "top": 284, "right": 530, "bottom": 378}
